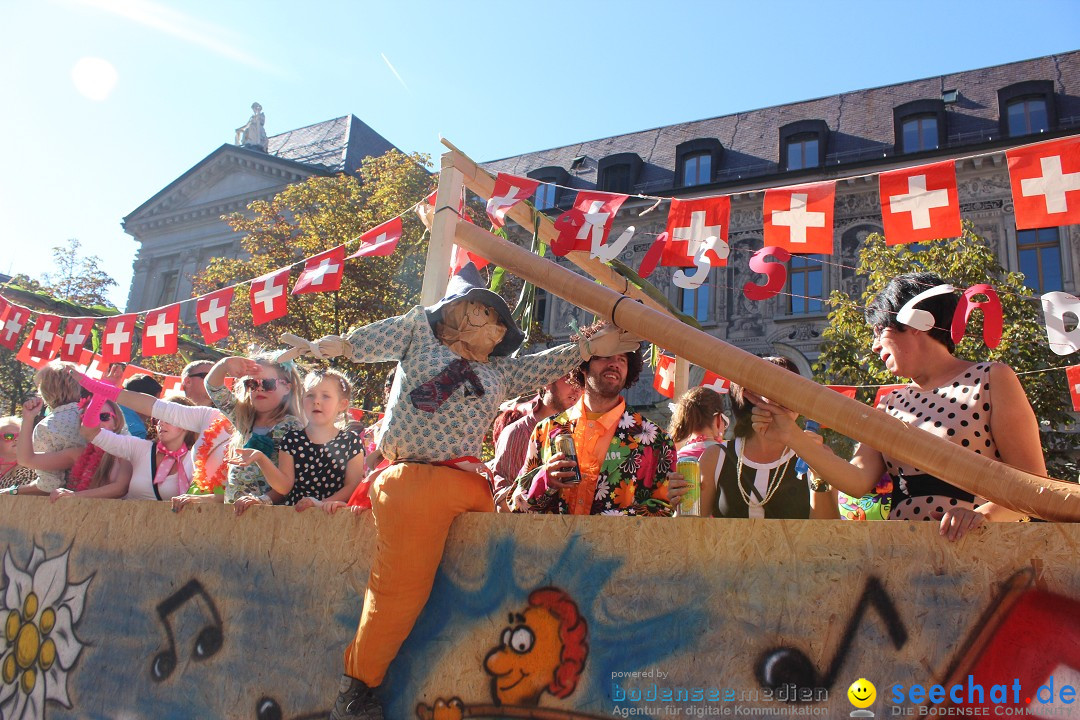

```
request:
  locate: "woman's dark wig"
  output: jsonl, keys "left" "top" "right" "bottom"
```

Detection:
{"left": 865, "top": 272, "right": 958, "bottom": 353}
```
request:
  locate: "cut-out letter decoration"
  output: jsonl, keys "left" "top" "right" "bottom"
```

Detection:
{"left": 28, "top": 313, "right": 61, "bottom": 359}
{"left": 142, "top": 304, "right": 180, "bottom": 357}
{"left": 1041, "top": 291, "right": 1080, "bottom": 356}
{"left": 879, "top": 160, "right": 961, "bottom": 245}
{"left": 763, "top": 181, "right": 835, "bottom": 254}
{"left": 896, "top": 284, "right": 955, "bottom": 331}
{"left": 653, "top": 354, "right": 676, "bottom": 399}
{"left": 101, "top": 314, "right": 136, "bottom": 363}
{"left": 591, "top": 226, "right": 636, "bottom": 263}
{"left": 551, "top": 191, "right": 628, "bottom": 257}
{"left": 486, "top": 173, "right": 539, "bottom": 228}
{"left": 1007, "top": 136, "right": 1080, "bottom": 230}
{"left": 0, "top": 304, "right": 30, "bottom": 350}
{"left": 196, "top": 287, "right": 234, "bottom": 344}
{"left": 743, "top": 246, "right": 792, "bottom": 301}
{"left": 293, "top": 246, "right": 345, "bottom": 295}
{"left": 250, "top": 268, "right": 290, "bottom": 325}
{"left": 1068, "top": 365, "right": 1080, "bottom": 412}
{"left": 60, "top": 318, "right": 94, "bottom": 361}
{"left": 700, "top": 371, "right": 730, "bottom": 395}
{"left": 349, "top": 217, "right": 403, "bottom": 258}
{"left": 951, "top": 284, "right": 1003, "bottom": 349}
{"left": 663, "top": 196, "right": 731, "bottom": 268}
{"left": 637, "top": 232, "right": 668, "bottom": 279}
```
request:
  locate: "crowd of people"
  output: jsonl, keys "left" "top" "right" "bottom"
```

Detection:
{"left": 0, "top": 266, "right": 1051, "bottom": 720}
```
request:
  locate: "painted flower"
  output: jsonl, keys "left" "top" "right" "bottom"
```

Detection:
{"left": 617, "top": 412, "right": 635, "bottom": 430}
{"left": 0, "top": 545, "right": 89, "bottom": 720}
{"left": 635, "top": 420, "right": 658, "bottom": 446}
{"left": 611, "top": 483, "right": 635, "bottom": 509}
{"left": 601, "top": 509, "right": 624, "bottom": 516}
{"left": 594, "top": 479, "right": 610, "bottom": 501}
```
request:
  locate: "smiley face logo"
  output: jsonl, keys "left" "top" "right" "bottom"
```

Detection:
{"left": 847, "top": 678, "right": 876, "bottom": 709}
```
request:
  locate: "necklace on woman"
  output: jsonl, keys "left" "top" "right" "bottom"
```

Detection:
{"left": 736, "top": 441, "right": 794, "bottom": 509}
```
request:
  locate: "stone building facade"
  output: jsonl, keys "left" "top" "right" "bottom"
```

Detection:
{"left": 482, "top": 51, "right": 1080, "bottom": 406}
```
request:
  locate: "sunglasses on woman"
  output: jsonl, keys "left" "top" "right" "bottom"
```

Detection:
{"left": 243, "top": 377, "right": 287, "bottom": 392}
{"left": 99, "top": 412, "right": 116, "bottom": 423}
{"left": 1, "top": 433, "right": 17, "bottom": 441}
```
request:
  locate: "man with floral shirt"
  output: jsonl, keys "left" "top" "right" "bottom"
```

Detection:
{"left": 510, "top": 328, "right": 685, "bottom": 516}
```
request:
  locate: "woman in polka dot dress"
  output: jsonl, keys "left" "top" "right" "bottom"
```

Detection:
{"left": 750, "top": 272, "right": 1046, "bottom": 541}
{"left": 233, "top": 369, "right": 365, "bottom": 512}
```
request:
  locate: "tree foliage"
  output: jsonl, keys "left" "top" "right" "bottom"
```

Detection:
{"left": 193, "top": 149, "right": 435, "bottom": 412}
{"left": 41, "top": 239, "right": 118, "bottom": 307}
{"left": 814, "top": 222, "right": 1074, "bottom": 476}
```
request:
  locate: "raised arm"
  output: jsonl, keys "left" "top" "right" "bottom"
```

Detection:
{"left": 16, "top": 398, "right": 82, "bottom": 472}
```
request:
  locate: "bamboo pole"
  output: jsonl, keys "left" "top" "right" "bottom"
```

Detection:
{"left": 450, "top": 217, "right": 1080, "bottom": 522}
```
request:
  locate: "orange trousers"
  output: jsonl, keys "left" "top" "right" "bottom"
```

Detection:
{"left": 344, "top": 462, "right": 494, "bottom": 686}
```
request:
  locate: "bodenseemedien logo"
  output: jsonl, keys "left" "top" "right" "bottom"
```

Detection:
{"left": 848, "top": 678, "right": 877, "bottom": 717}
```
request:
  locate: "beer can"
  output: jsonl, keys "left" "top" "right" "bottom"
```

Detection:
{"left": 552, "top": 434, "right": 582, "bottom": 485}
{"left": 676, "top": 458, "right": 701, "bottom": 516}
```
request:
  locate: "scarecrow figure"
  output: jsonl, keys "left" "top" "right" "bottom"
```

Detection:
{"left": 279, "top": 263, "right": 641, "bottom": 720}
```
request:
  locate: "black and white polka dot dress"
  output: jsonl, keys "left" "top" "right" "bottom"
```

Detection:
{"left": 877, "top": 363, "right": 999, "bottom": 521}
{"left": 278, "top": 429, "right": 364, "bottom": 506}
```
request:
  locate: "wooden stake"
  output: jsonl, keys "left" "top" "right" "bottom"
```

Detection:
{"left": 420, "top": 158, "right": 464, "bottom": 306}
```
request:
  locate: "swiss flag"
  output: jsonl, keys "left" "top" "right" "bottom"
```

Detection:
{"left": 653, "top": 354, "right": 677, "bottom": 399}
{"left": 293, "top": 246, "right": 345, "bottom": 295}
{"left": 349, "top": 217, "right": 403, "bottom": 258}
{"left": 250, "top": 268, "right": 290, "bottom": 325}
{"left": 15, "top": 335, "right": 52, "bottom": 370}
{"left": 159, "top": 375, "right": 183, "bottom": 397}
{"left": 700, "top": 371, "right": 730, "bottom": 395}
{"left": 196, "top": 287, "right": 233, "bottom": 344}
{"left": 79, "top": 351, "right": 110, "bottom": 381}
{"left": 1067, "top": 365, "right": 1080, "bottom": 412}
{"left": 663, "top": 196, "right": 731, "bottom": 268}
{"left": 551, "top": 191, "right": 628, "bottom": 257}
{"left": 0, "top": 296, "right": 7, "bottom": 320}
{"left": 450, "top": 245, "right": 489, "bottom": 274}
{"left": 827, "top": 385, "right": 858, "bottom": 400}
{"left": 0, "top": 304, "right": 30, "bottom": 350}
{"left": 100, "top": 314, "right": 136, "bottom": 363}
{"left": 879, "top": 160, "right": 962, "bottom": 245}
{"left": 59, "top": 318, "right": 94, "bottom": 361}
{"left": 27, "top": 314, "right": 61, "bottom": 359}
{"left": 142, "top": 304, "right": 180, "bottom": 357}
{"left": 1007, "top": 136, "right": 1080, "bottom": 230}
{"left": 763, "top": 181, "right": 835, "bottom": 254}
{"left": 873, "top": 384, "right": 908, "bottom": 408}
{"left": 486, "top": 173, "right": 539, "bottom": 228}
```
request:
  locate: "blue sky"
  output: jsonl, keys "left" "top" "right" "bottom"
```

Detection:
{"left": 1, "top": 0, "right": 1077, "bottom": 310}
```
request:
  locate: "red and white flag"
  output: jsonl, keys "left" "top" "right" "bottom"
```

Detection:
{"left": 142, "top": 304, "right": 180, "bottom": 357}
{"left": 59, "top": 318, "right": 94, "bottom": 361}
{"left": 0, "top": 296, "right": 7, "bottom": 320}
{"left": 250, "top": 268, "right": 290, "bottom": 325}
{"left": 100, "top": 314, "right": 136, "bottom": 363}
{"left": 1067, "top": 365, "right": 1080, "bottom": 412}
{"left": 197, "top": 287, "right": 234, "bottom": 344}
{"left": 700, "top": 371, "right": 730, "bottom": 395}
{"left": 159, "top": 375, "right": 183, "bottom": 396}
{"left": 879, "top": 160, "right": 962, "bottom": 245}
{"left": 27, "top": 314, "right": 61, "bottom": 359}
{"left": 450, "top": 245, "right": 489, "bottom": 274}
{"left": 827, "top": 385, "right": 858, "bottom": 400}
{"left": 0, "top": 304, "right": 30, "bottom": 350}
{"left": 873, "top": 384, "right": 908, "bottom": 408}
{"left": 293, "top": 246, "right": 345, "bottom": 295}
{"left": 551, "top": 191, "right": 628, "bottom": 257}
{"left": 80, "top": 351, "right": 110, "bottom": 380}
{"left": 653, "top": 354, "right": 677, "bottom": 399}
{"left": 349, "top": 217, "right": 403, "bottom": 258}
{"left": 486, "top": 173, "right": 539, "bottom": 228}
{"left": 1008, "top": 136, "right": 1080, "bottom": 230}
{"left": 663, "top": 196, "right": 731, "bottom": 268}
{"left": 763, "top": 181, "right": 835, "bottom": 254}
{"left": 16, "top": 335, "right": 53, "bottom": 370}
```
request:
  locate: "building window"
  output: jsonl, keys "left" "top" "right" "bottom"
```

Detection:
{"left": 683, "top": 153, "right": 712, "bottom": 187}
{"left": 1007, "top": 97, "right": 1049, "bottom": 137}
{"left": 901, "top": 115, "right": 939, "bottom": 153}
{"left": 680, "top": 284, "right": 710, "bottom": 323}
{"left": 597, "top": 153, "right": 643, "bottom": 195}
{"left": 779, "top": 120, "right": 828, "bottom": 172}
{"left": 788, "top": 255, "right": 824, "bottom": 315}
{"left": 600, "top": 164, "right": 633, "bottom": 194}
{"left": 156, "top": 270, "right": 179, "bottom": 307}
{"left": 786, "top": 135, "right": 820, "bottom": 171}
{"left": 675, "top": 139, "right": 723, "bottom": 189}
{"left": 534, "top": 182, "right": 557, "bottom": 210}
{"left": 1017, "top": 228, "right": 1063, "bottom": 293}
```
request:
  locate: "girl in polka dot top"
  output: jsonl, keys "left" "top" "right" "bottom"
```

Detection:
{"left": 233, "top": 368, "right": 365, "bottom": 513}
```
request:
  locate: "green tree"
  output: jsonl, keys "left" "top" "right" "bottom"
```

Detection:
{"left": 814, "top": 223, "right": 1075, "bottom": 477}
{"left": 41, "top": 239, "right": 118, "bottom": 307}
{"left": 193, "top": 149, "right": 435, "bottom": 412}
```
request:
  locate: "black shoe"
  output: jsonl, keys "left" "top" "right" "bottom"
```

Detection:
{"left": 329, "top": 675, "right": 384, "bottom": 720}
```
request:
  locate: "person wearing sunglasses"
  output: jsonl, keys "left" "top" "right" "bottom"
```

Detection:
{"left": 180, "top": 360, "right": 214, "bottom": 407}
{"left": 0, "top": 416, "right": 36, "bottom": 490}
{"left": 8, "top": 397, "right": 132, "bottom": 499}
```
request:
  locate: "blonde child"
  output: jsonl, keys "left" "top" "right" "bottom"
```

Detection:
{"left": 10, "top": 361, "right": 85, "bottom": 495}
{"left": 233, "top": 368, "right": 365, "bottom": 513}
{"left": 668, "top": 387, "right": 729, "bottom": 516}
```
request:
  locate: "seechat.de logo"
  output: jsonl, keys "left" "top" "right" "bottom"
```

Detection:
{"left": 848, "top": 678, "right": 877, "bottom": 718}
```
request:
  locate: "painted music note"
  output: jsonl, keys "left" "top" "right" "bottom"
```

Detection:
{"left": 756, "top": 576, "right": 909, "bottom": 692}
{"left": 150, "top": 579, "right": 225, "bottom": 681}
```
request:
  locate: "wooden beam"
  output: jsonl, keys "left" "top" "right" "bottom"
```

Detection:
{"left": 420, "top": 157, "right": 464, "bottom": 306}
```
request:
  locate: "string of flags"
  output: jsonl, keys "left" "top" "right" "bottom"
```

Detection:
{"left": 0, "top": 135, "right": 1077, "bottom": 373}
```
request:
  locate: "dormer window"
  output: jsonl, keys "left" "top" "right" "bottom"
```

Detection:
{"left": 998, "top": 81, "right": 1056, "bottom": 138}
{"left": 526, "top": 166, "right": 570, "bottom": 211}
{"left": 894, "top": 99, "right": 946, "bottom": 154}
{"left": 675, "top": 139, "right": 723, "bottom": 188}
{"left": 597, "top": 153, "right": 643, "bottom": 195}
{"left": 779, "top": 120, "right": 829, "bottom": 171}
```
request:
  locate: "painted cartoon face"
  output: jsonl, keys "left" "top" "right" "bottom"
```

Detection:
{"left": 847, "top": 678, "right": 876, "bottom": 709}
{"left": 484, "top": 606, "right": 563, "bottom": 706}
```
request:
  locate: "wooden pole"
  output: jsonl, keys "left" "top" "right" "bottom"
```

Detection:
{"left": 449, "top": 217, "right": 1080, "bottom": 522}
{"left": 420, "top": 157, "right": 464, "bottom": 306}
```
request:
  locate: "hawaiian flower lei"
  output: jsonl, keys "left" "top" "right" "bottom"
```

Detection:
{"left": 191, "top": 415, "right": 233, "bottom": 494}
{"left": 69, "top": 444, "right": 106, "bottom": 492}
